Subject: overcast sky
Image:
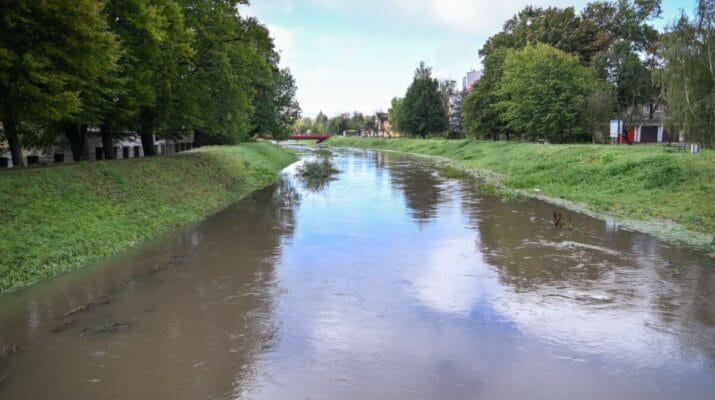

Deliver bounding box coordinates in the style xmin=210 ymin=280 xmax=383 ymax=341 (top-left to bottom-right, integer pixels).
xmin=241 ymin=0 xmax=690 ymax=118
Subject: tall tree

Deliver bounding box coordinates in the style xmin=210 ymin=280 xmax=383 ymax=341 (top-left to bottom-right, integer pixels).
xmin=461 ymin=49 xmax=511 ymax=140
xmin=388 ymin=97 xmax=405 ymax=133
xmin=0 ymin=0 xmax=116 ymax=166
xmin=314 ymin=111 xmax=328 ymax=134
xmin=662 ymin=0 xmax=715 ymax=147
xmin=399 ymin=62 xmax=448 ymax=138
xmin=496 ymin=44 xmax=604 ymax=143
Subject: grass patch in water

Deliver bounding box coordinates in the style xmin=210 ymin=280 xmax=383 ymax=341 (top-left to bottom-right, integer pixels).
xmin=296 ymin=159 xmax=339 ymax=192
xmin=296 ymin=159 xmax=339 ymax=180
xmin=0 ymin=142 xmax=296 ymax=293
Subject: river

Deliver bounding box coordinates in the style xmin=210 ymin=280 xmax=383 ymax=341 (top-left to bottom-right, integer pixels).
xmin=0 ymin=147 xmax=713 ymax=399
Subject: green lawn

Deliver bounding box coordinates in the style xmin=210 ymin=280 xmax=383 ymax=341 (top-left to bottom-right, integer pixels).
xmin=0 ymin=142 xmax=296 ymax=293
xmin=327 ymin=137 xmax=715 ymax=240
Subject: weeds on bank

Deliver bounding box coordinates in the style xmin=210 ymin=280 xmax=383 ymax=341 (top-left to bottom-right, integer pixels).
xmin=326 ymin=137 xmax=715 ymax=235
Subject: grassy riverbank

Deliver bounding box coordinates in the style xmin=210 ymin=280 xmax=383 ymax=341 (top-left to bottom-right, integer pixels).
xmin=327 ymin=137 xmax=715 ymax=244
xmin=0 ymin=142 xmax=296 ymax=293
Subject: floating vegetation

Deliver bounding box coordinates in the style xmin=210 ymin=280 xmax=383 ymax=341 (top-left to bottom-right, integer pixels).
xmin=296 ymin=159 xmax=339 ymax=192
xmin=552 ymin=211 xmax=572 ymax=230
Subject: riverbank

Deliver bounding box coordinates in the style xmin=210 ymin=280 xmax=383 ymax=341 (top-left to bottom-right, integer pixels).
xmin=0 ymin=142 xmax=296 ymax=293
xmin=326 ymin=137 xmax=715 ymax=247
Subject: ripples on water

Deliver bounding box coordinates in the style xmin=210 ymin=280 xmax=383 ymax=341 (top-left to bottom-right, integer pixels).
xmin=0 ymin=147 xmax=713 ymax=399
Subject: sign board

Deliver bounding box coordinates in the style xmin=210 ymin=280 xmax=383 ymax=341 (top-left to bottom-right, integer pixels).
xmin=609 ymin=120 xmax=620 ymax=138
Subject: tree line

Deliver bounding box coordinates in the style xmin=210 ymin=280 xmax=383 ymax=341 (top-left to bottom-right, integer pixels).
xmin=293 ymin=111 xmax=378 ymax=135
xmin=389 ymin=0 xmax=714 ymax=146
xmin=0 ymin=0 xmax=300 ymax=167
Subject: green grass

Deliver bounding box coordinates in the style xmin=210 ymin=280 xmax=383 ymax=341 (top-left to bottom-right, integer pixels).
xmin=0 ymin=142 xmax=296 ymax=293
xmin=327 ymin=137 xmax=715 ymax=237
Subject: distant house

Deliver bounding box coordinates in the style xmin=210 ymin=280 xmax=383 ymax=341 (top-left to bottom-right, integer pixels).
xmin=0 ymin=129 xmax=194 ymax=168
xmin=616 ymin=104 xmax=684 ymax=144
xmin=375 ymin=112 xmax=401 ymax=138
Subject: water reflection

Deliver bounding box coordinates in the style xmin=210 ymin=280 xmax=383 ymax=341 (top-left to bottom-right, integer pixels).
xmin=0 ymin=180 xmax=298 ymax=399
xmin=0 ymin=147 xmax=713 ymax=400
xmin=387 ymin=158 xmax=445 ymax=224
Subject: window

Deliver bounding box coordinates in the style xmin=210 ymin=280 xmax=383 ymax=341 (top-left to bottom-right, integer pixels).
xmin=133 ymin=146 xmax=140 ymax=158
xmin=96 ymin=147 xmax=104 ymax=160
xmin=54 ymin=153 xmax=64 ymax=163
xmin=123 ymin=146 xmax=130 ymax=159
xmin=27 ymin=155 xmax=39 ymax=165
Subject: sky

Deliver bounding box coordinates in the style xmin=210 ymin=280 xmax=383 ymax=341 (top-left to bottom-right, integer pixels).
xmin=240 ymin=0 xmax=692 ymax=118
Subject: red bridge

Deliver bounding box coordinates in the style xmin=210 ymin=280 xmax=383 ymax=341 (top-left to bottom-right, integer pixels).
xmin=288 ymin=134 xmax=331 ymax=143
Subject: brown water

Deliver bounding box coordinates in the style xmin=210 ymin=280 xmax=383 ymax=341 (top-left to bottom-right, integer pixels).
xmin=0 ymin=147 xmax=713 ymax=400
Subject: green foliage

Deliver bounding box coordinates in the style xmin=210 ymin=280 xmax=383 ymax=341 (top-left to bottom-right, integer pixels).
xmin=296 ymin=159 xmax=339 ymax=180
xmin=496 ymin=44 xmax=605 ymax=143
xmin=388 ymin=97 xmax=405 ymax=133
xmin=327 ymin=136 xmax=715 ymax=236
xmin=0 ymin=0 xmax=118 ymax=164
xmin=397 ymin=62 xmax=448 ymax=138
xmin=0 ymin=0 xmax=300 ymax=158
xmin=0 ymin=142 xmax=296 ymax=292
xmin=461 ymin=0 xmax=664 ymax=143
xmin=462 ymin=48 xmax=511 ymax=140
xmin=662 ymin=0 xmax=715 ymax=147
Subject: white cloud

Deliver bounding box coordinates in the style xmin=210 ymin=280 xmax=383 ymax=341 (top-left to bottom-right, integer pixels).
xmin=265 ymin=23 xmax=297 ymax=64
xmin=388 ymin=0 xmax=588 ymax=35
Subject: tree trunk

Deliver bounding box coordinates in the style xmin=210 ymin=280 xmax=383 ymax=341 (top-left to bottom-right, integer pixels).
xmin=64 ymin=123 xmax=89 ymax=161
xmin=3 ymin=118 xmax=23 ymax=167
xmin=100 ymin=123 xmax=116 ymax=160
xmin=139 ymin=109 xmax=156 ymax=157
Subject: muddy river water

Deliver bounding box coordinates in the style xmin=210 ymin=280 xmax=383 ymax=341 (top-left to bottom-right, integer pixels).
xmin=0 ymin=147 xmax=713 ymax=399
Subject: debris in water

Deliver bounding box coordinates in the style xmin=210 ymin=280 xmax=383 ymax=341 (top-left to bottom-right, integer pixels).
xmin=83 ymin=321 xmax=133 ymax=335
xmin=51 ymin=319 xmax=78 ymax=333
xmin=0 ymin=344 xmax=18 ymax=360
xmin=63 ymin=299 xmax=110 ymax=317
xmin=552 ymin=211 xmax=572 ymax=230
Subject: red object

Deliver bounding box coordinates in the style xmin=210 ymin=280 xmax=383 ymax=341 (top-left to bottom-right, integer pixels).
xmin=616 ymin=128 xmax=635 ymax=144
xmin=287 ymin=134 xmax=331 ymax=141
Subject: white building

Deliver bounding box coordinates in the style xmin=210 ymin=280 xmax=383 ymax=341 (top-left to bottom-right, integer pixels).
xmin=0 ymin=131 xmax=194 ymax=168
xmin=462 ymin=69 xmax=482 ymax=92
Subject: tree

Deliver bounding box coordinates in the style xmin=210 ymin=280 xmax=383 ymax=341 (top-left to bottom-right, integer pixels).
xmin=496 ymin=44 xmax=604 ymax=143
xmin=588 ymin=0 xmax=662 ymax=138
xmin=399 ymin=62 xmax=448 ymax=138
xmin=388 ymin=97 xmax=405 ymax=133
xmin=292 ymin=117 xmax=313 ymax=133
xmin=662 ymin=0 xmax=715 ymax=147
xmin=327 ymin=113 xmax=350 ymax=135
xmin=251 ymin=66 xmax=301 ymax=140
xmin=462 ymin=49 xmax=511 ymax=140
xmin=314 ymin=111 xmax=328 ymax=134
xmin=0 ymin=0 xmax=117 ymax=166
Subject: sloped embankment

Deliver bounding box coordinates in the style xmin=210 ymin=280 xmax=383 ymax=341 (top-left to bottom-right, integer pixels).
xmin=0 ymin=142 xmax=296 ymax=292
xmin=327 ymin=137 xmax=715 ymax=246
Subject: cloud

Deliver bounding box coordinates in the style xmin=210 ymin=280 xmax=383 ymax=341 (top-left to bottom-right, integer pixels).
xmin=388 ymin=0 xmax=588 ymax=35
xmin=265 ymin=23 xmax=297 ymax=64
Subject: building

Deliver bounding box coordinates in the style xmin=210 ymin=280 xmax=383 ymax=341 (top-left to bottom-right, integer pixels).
xmin=0 ymin=130 xmax=194 ymax=168
xmin=375 ymin=112 xmax=401 ymax=138
xmin=616 ymin=104 xmax=684 ymax=144
xmin=447 ymin=93 xmax=463 ymax=132
xmin=462 ymin=69 xmax=482 ymax=92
